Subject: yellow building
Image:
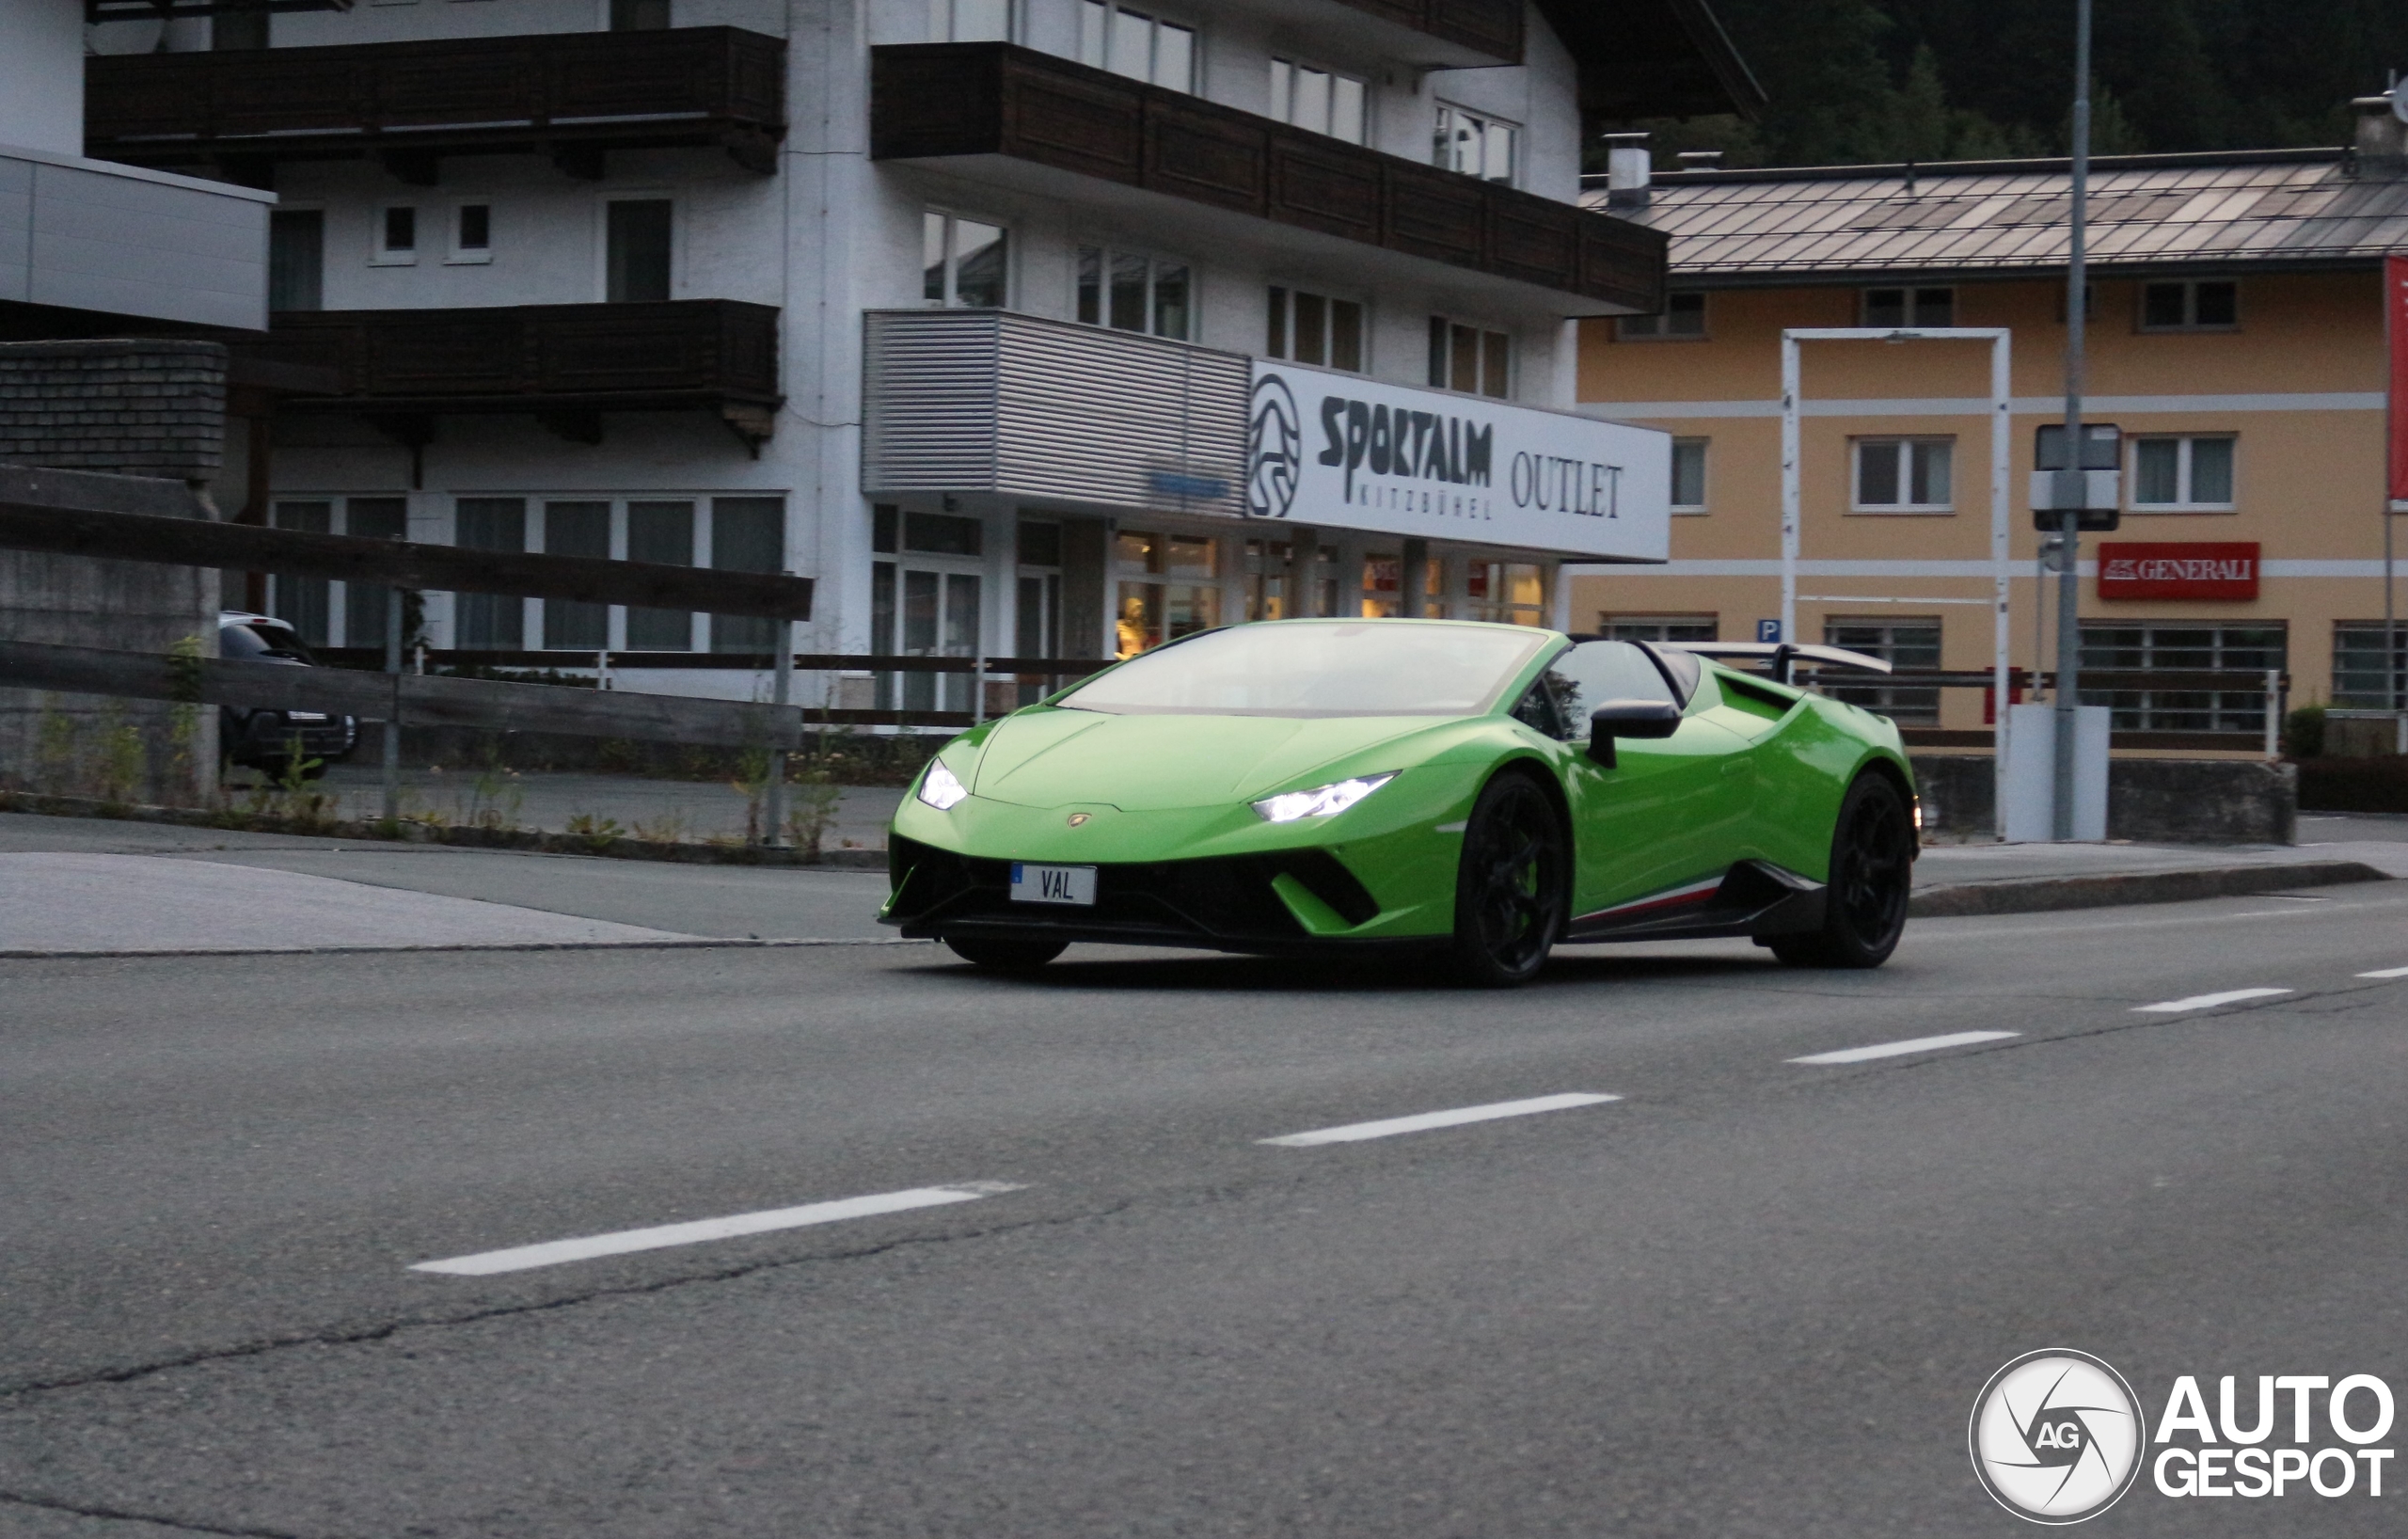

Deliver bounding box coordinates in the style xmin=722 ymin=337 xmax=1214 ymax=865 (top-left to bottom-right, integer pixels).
xmin=1571 ymin=99 xmax=2408 ymax=754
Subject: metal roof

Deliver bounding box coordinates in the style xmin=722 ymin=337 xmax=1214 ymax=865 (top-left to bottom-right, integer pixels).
xmin=1581 ymin=150 xmax=2408 ymax=286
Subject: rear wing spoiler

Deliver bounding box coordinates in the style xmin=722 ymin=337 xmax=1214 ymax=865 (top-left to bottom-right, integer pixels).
xmin=1659 ymin=642 xmax=1892 ymax=685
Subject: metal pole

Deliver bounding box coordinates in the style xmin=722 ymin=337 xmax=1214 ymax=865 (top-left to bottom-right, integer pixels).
xmin=1990 ymin=334 xmax=2013 ymax=842
xmin=764 ymin=618 xmax=792 ymax=848
xmin=1780 ymin=334 xmax=1801 ymax=644
xmin=381 ymin=585 xmax=402 ymax=822
xmin=2052 ymin=0 xmax=2093 ymax=839
xmin=2264 ymin=668 xmax=2281 ymax=761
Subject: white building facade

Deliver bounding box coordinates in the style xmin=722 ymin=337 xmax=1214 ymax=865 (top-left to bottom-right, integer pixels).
xmin=83 ymin=0 xmax=1754 ymax=717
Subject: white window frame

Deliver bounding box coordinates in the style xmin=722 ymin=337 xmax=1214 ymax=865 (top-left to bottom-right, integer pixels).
xmin=928 ymin=0 xmax=1011 ymax=42
xmin=1427 ymin=315 xmax=1512 ymax=400
xmin=1671 ymin=437 xmax=1708 ymax=513
xmin=1266 ymin=283 xmax=1367 ymax=373
xmin=371 ymin=204 xmax=419 ymax=266
xmin=445 ymin=200 xmax=492 ymax=265
xmin=923 ymin=210 xmax=1012 ymax=309
xmin=600 ymin=192 xmax=677 ymax=303
xmin=1078 ymin=2 xmax=1197 ymax=92
xmin=1268 ymin=56 xmax=1368 ymax=144
xmin=1616 ymin=292 xmax=1705 ymax=341
xmin=2127 ymin=434 xmax=2238 ymax=512
xmin=2138 ymin=278 xmax=2240 ymax=333
xmin=1850 ymin=436 xmax=1956 ymax=514
xmin=1075 ymin=244 xmax=1194 ymax=340
xmin=1433 ymin=103 xmax=1516 ymax=185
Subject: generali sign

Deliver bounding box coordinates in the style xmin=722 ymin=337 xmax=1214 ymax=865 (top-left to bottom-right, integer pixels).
xmin=1244 ymin=360 xmax=1671 ymax=562
xmin=2097 ymin=541 xmax=2260 ymax=601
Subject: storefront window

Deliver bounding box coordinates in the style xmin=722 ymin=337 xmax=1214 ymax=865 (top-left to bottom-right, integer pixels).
xmin=1243 ymin=539 xmax=1337 ymax=621
xmin=2079 ymin=622 xmax=2284 ymax=734
xmin=1115 ymin=529 xmax=1222 ymax=656
xmin=1465 ymin=562 xmax=1544 ymax=626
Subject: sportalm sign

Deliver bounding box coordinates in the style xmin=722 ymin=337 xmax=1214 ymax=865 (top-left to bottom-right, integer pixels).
xmin=1244 ymin=362 xmax=1671 ymax=562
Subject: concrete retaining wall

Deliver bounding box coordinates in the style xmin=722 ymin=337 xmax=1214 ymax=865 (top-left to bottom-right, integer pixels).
xmin=0 ymin=341 xmax=229 ymax=804
xmin=1912 ymin=755 xmax=2297 ymax=845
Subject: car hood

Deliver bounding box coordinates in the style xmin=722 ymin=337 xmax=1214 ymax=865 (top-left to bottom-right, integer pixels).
xmin=968 ymin=709 xmax=1443 ymax=811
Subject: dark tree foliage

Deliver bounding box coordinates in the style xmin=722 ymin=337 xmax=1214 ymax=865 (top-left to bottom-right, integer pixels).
xmin=1605 ymin=0 xmax=2408 ymax=169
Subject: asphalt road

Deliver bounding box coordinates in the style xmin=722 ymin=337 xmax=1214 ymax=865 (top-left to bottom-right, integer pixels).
xmin=6 ymin=885 xmax=2408 ymax=1536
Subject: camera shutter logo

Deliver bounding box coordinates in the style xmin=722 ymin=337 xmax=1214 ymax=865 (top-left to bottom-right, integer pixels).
xmin=1246 ymin=373 xmax=1301 ymax=520
xmin=1969 ymin=1350 xmax=2145 ymax=1523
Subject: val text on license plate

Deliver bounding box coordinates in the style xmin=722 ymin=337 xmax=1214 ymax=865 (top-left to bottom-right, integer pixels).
xmin=1010 ymin=863 xmax=1097 ymax=906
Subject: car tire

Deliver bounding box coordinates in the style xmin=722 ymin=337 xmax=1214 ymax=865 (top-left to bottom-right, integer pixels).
xmin=1770 ymin=772 xmax=1914 ymax=969
xmin=945 ymin=935 xmax=1069 ymax=972
xmin=1449 ymin=770 xmax=1569 ymax=989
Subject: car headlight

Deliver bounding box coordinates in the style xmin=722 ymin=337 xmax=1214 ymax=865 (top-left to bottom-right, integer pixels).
xmin=1251 ymin=772 xmax=1394 ymax=824
xmin=917 ymin=760 xmax=970 ymax=811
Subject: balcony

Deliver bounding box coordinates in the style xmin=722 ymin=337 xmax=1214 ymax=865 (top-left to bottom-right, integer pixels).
xmin=251 ymin=299 xmax=781 ymax=447
xmin=869 ymin=43 xmax=1666 ymax=314
xmin=87 ymin=26 xmax=785 ymax=186
xmin=1326 ymin=0 xmax=1522 ymax=65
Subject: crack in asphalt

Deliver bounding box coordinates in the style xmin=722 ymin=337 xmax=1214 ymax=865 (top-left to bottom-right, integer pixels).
xmin=0 ymin=1489 xmax=318 ymax=1539
xmin=0 ymin=1194 xmax=1148 ymax=1405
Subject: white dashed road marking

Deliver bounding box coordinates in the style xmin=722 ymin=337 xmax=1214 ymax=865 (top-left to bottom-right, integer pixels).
xmin=1259 ymin=1093 xmax=1619 ymax=1147
xmin=2132 ymin=988 xmax=2293 ymax=1013
xmin=1787 ymin=1031 xmax=2019 ymax=1066
xmin=411 ymin=1182 xmax=1028 ymax=1276
xmin=2357 ymin=965 xmax=2408 ymax=979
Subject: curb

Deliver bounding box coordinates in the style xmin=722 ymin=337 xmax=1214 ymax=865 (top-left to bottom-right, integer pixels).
xmin=0 ymin=792 xmax=889 ymax=869
xmin=1908 ymin=860 xmax=2393 ymax=919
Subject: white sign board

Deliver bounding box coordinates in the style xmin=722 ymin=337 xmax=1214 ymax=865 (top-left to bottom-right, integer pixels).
xmin=1243 ymin=361 xmax=1670 ymax=562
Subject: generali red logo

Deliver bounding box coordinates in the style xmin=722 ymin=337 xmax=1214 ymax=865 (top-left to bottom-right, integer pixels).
xmin=2097 ymin=542 xmax=2260 ymax=601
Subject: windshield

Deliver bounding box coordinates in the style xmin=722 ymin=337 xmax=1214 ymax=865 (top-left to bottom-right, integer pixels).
xmin=1056 ymin=621 xmax=1557 ymax=718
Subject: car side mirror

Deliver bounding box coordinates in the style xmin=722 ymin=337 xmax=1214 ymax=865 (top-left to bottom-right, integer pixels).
xmin=1587 ymin=699 xmax=1683 ymax=767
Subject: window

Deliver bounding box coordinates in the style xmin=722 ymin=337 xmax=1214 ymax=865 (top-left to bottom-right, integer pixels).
xmin=270 ymin=501 xmax=332 ymax=645
xmin=1434 ymin=103 xmax=1515 ymax=183
xmin=2141 ymin=279 xmax=2238 ymax=332
xmin=1079 ymin=2 xmax=1195 ymax=92
xmin=1269 ymin=59 xmax=1365 ymax=144
xmin=606 ymin=199 xmax=672 ymax=302
xmin=2081 ymin=623 xmax=2284 ymax=734
xmin=1266 ymin=286 xmax=1363 ymax=372
xmin=540 ymin=501 xmax=611 ymax=650
xmin=267 ymin=499 xmax=409 ymax=646
xmin=340 ymin=499 xmax=407 ymax=649
xmin=1617 ymin=293 xmax=1704 ymax=341
xmin=924 ymin=213 xmax=1008 ymax=308
xmin=268 ymin=210 xmax=323 ymax=312
xmin=372 ymin=206 xmax=418 ymax=266
xmin=2130 ymin=436 xmax=2236 ymax=510
xmin=1427 ymin=318 xmax=1509 ymax=399
xmin=1598 ymin=615 xmax=1718 ymax=644
xmin=447 ymin=203 xmax=491 ymax=264
xmin=709 ymin=498 xmax=788 ymax=653
xmin=1243 ymin=538 xmax=1336 ymax=621
xmin=1114 ymin=529 xmax=1220 ymax=656
xmin=1823 ymin=619 xmax=1941 ymax=725
xmin=1465 ymin=562 xmax=1544 ymax=626
xmin=869 ymin=506 xmax=987 ymax=712
xmin=1863 ymin=287 xmax=1954 ymax=328
xmin=1077 ymin=246 xmax=1191 ymax=340
xmin=2333 ymin=623 xmax=2408 ymax=709
xmin=1671 ymin=438 xmax=1707 ymax=512
xmin=625 ymin=500 xmax=695 ymax=650
xmin=1852 ymin=437 xmax=1954 ymax=512
xmin=1526 ymin=641 xmax=1682 ymax=740
xmin=610 ymin=0 xmax=672 ymax=30
xmin=929 ymin=0 xmax=1009 ymax=40
xmin=1017 ymin=518 xmax=1063 ymax=704
xmin=453 ymin=499 xmax=527 ymax=648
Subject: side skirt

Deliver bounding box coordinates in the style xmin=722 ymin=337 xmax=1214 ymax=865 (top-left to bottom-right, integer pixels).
xmin=1562 ymin=860 xmax=1827 ymax=944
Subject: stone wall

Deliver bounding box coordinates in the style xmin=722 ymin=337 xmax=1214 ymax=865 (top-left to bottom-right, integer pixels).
xmin=0 ymin=341 xmax=228 ymax=804
xmin=1911 ymin=755 xmax=2297 ymax=846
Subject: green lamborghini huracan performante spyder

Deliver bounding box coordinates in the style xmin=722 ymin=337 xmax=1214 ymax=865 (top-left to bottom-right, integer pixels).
xmin=881 ymin=620 xmax=1919 ymax=986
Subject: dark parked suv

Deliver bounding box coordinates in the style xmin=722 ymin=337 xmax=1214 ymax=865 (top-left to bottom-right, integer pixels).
xmin=218 ymin=611 xmax=357 ymax=779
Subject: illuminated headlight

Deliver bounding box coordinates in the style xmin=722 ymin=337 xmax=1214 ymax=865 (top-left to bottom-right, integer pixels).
xmin=1251 ymin=772 xmax=1395 ymax=824
xmin=917 ymin=761 xmax=970 ymax=811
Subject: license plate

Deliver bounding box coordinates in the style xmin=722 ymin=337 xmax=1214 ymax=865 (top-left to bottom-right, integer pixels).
xmin=1010 ymin=863 xmax=1096 ymax=906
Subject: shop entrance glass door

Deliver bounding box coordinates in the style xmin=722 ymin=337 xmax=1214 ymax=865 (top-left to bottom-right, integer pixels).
xmin=896 ymin=568 xmax=982 ymax=712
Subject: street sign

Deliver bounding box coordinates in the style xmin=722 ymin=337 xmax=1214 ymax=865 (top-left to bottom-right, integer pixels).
xmin=1756 ymin=619 xmax=1783 ymax=643
xmin=2097 ymin=541 xmax=2259 ymax=600
xmin=2031 ymin=422 xmax=2121 ymax=531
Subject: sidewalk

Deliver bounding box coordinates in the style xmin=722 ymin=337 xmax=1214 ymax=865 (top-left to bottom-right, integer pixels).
xmin=310 ymin=764 xmax=902 ymax=852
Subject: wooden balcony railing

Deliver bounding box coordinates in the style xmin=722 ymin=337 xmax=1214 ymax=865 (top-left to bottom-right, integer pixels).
xmin=869 ymin=43 xmax=1666 ymax=313
xmin=249 ymin=300 xmax=781 ymax=446
xmin=87 ymin=25 xmax=785 ymax=182
xmin=1331 ymin=0 xmax=1522 ymax=62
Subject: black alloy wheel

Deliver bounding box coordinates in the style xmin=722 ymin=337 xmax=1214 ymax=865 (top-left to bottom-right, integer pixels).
xmin=1450 ymin=771 xmax=1569 ymax=988
xmin=1771 ymin=772 xmax=1914 ymax=969
xmin=945 ymin=935 xmax=1069 ymax=973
